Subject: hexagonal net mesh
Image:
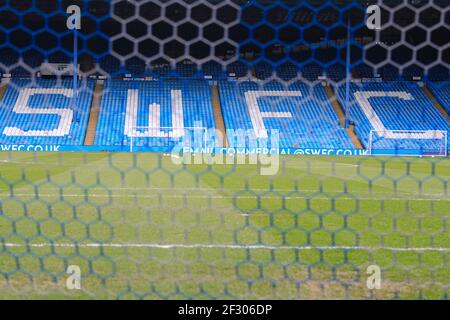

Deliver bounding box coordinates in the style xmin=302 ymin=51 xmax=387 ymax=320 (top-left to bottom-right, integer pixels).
xmin=0 ymin=153 xmax=449 ymax=299
xmin=0 ymin=0 xmax=448 ymax=300
xmin=0 ymin=0 xmax=448 ymax=80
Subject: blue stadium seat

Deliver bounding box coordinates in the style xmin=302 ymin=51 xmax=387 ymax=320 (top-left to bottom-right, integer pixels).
xmin=428 ymin=82 xmax=450 ymax=114
xmin=3 ymin=77 xmax=446 ymax=152
xmin=95 ymin=79 xmax=216 ymax=149
xmin=336 ymin=82 xmax=450 ymax=151
xmin=218 ymin=81 xmax=354 ymax=149
xmin=0 ymin=78 xmax=94 ymax=146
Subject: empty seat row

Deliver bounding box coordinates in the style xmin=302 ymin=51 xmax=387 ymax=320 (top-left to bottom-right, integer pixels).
xmin=218 ymin=80 xmax=354 ymax=149
xmin=0 ymin=79 xmax=94 ymax=145
xmin=428 ymin=82 xmax=450 ymax=114
xmin=336 ymin=82 xmax=450 ymax=151
xmin=95 ymin=79 xmax=216 ymax=149
xmin=0 ymin=79 xmax=448 ymax=152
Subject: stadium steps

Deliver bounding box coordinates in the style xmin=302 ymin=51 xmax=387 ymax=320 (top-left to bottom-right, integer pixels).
xmin=211 ymin=83 xmax=229 ymax=147
xmin=84 ymin=80 xmax=103 ymax=145
xmin=421 ymin=84 xmax=450 ymax=124
xmin=345 ymin=125 xmax=364 ymax=149
xmin=324 ymin=85 xmax=364 ymax=149
xmin=325 ymin=85 xmax=346 ymax=126
xmin=0 ymin=79 xmax=8 ymax=104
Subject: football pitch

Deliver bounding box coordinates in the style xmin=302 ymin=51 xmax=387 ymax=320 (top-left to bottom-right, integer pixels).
xmin=0 ymin=152 xmax=448 ymax=299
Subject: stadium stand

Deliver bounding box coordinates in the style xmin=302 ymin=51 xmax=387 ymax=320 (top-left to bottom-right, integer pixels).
xmin=0 ymin=78 xmax=448 ymax=152
xmin=0 ymin=79 xmax=94 ymax=146
xmin=336 ymin=82 xmax=450 ymax=150
xmin=94 ymin=79 xmax=216 ymax=148
xmin=218 ymin=81 xmax=354 ymax=149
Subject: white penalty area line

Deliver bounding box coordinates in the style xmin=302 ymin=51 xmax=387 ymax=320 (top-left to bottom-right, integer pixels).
xmin=2 ymin=243 xmax=450 ymax=252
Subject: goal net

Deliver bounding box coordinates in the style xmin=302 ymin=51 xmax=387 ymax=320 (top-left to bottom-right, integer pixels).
xmin=129 ymin=126 xmax=209 ymax=153
xmin=368 ymin=130 xmax=448 ymax=156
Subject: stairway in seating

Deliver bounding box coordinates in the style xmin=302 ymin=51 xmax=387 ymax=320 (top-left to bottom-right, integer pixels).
xmin=211 ymin=83 xmax=228 ymax=147
xmin=0 ymin=79 xmax=8 ymax=105
xmin=324 ymin=85 xmax=364 ymax=149
xmin=84 ymin=80 xmax=103 ymax=145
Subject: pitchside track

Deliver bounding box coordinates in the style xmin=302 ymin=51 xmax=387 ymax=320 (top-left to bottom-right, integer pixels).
xmin=0 ymin=152 xmax=448 ymax=299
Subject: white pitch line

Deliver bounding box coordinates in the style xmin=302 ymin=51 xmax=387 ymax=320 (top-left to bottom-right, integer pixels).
xmin=3 ymin=192 xmax=447 ymax=202
xmin=3 ymin=185 xmax=446 ymax=197
xmin=64 ymin=186 xmax=444 ymax=195
xmin=0 ymin=159 xmax=361 ymax=168
xmin=2 ymin=242 xmax=450 ymax=252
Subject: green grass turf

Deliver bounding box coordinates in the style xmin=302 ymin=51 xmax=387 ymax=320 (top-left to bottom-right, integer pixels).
xmin=0 ymin=152 xmax=448 ymax=299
